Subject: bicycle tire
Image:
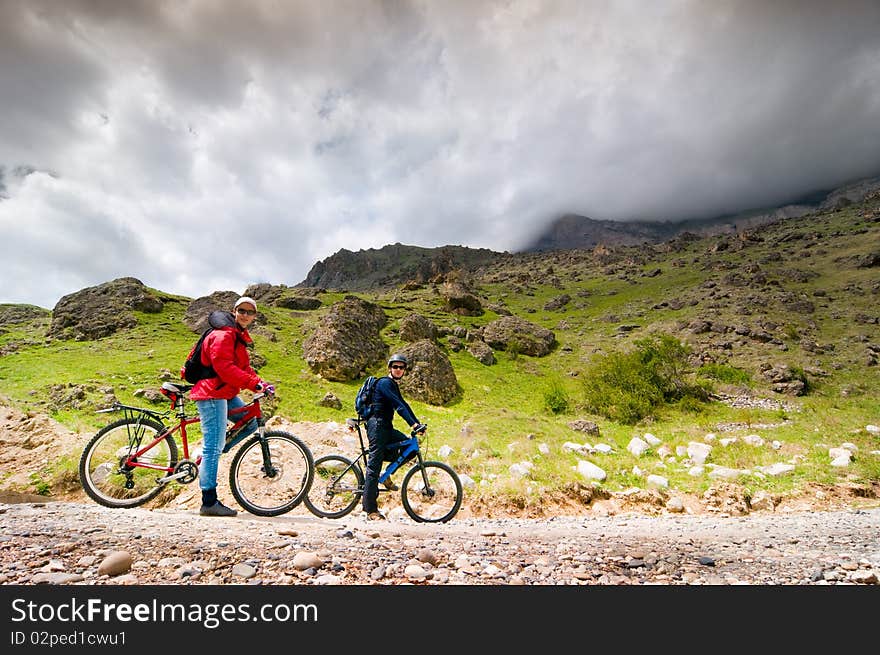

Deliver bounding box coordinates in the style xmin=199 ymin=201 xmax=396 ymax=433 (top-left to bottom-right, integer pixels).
xmin=79 ymin=417 xmax=178 ymax=508
xmin=228 ymin=430 xmax=314 ymax=517
xmin=401 ymin=461 xmax=463 ymax=523
xmin=303 ymin=454 xmax=363 ymax=519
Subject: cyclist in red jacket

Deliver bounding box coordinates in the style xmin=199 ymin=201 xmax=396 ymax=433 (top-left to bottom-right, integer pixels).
xmin=187 ymin=296 xmax=272 ymax=517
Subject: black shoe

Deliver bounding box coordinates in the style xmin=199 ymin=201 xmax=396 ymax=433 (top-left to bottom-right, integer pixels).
xmin=200 ymin=501 xmax=238 ymax=517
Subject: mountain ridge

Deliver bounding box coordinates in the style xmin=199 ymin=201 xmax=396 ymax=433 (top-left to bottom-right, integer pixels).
xmin=298 ymin=174 xmax=880 ymax=291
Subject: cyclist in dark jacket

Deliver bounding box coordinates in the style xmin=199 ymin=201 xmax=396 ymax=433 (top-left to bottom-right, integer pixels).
xmin=362 ymin=353 xmax=423 ymax=520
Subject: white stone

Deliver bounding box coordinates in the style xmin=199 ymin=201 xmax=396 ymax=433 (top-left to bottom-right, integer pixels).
xmin=687 ymin=441 xmax=712 ymax=465
xmin=719 ymin=437 xmax=738 ymax=447
xmin=509 ymin=462 xmax=533 ymax=478
xmin=865 ymin=425 xmax=880 ymax=434
xmin=576 ymin=460 xmax=607 ymax=481
xmin=437 ymin=445 xmax=453 ymax=458
xmin=761 ymin=463 xmax=795 ymax=476
xmin=646 ymin=474 xmax=669 ymax=489
xmin=688 ymin=466 xmax=704 ymax=476
xmin=563 ymin=441 xmax=586 ymax=453
xmin=841 ymin=442 xmax=858 ymax=453
xmin=708 ymin=466 xmax=744 ymax=479
xmin=538 ymin=443 xmax=550 ymax=455
xmin=743 ymin=434 xmax=765 ymax=447
xmin=627 ymin=437 xmax=650 ymax=456
xmin=594 ymin=443 xmax=613 ymax=454
xmin=458 ymin=473 xmax=476 ymax=489
xmin=643 ymin=433 xmax=662 ymax=446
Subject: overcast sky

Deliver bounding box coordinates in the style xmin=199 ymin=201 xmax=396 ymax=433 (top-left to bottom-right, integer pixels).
xmin=2 ymin=0 xmax=880 ymax=309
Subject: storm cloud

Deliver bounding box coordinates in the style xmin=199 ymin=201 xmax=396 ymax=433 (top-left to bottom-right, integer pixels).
xmin=2 ymin=0 xmax=879 ymax=308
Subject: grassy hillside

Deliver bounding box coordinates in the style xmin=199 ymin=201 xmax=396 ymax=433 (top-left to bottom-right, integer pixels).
xmin=1 ymin=195 xmax=879 ymax=512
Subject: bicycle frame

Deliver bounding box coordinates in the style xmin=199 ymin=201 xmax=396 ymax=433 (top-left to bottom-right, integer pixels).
xmin=347 ymin=419 xmax=422 ymax=491
xmin=97 ymin=388 xmax=267 ymax=484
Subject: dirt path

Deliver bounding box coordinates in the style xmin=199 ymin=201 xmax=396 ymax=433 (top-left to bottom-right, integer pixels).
xmin=2 ymin=498 xmax=878 ymax=586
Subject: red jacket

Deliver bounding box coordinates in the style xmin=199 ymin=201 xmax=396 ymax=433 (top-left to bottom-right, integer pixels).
xmin=188 ymin=325 xmax=262 ymax=400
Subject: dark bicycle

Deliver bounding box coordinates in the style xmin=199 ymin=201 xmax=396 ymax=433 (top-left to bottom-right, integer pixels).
xmin=79 ymin=381 xmax=314 ymax=517
xmin=304 ymin=418 xmax=463 ymax=523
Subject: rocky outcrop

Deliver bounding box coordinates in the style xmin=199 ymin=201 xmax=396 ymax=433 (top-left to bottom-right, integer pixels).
xmin=183 ymin=291 xmax=241 ymax=333
xmin=244 ymin=283 xmax=323 ymax=310
xmin=298 ymin=243 xmax=504 ymax=291
xmin=397 ymin=340 xmax=460 ymax=405
xmin=482 ymin=316 xmax=556 ymax=357
xmin=398 ymin=313 xmax=439 ymax=342
xmin=441 ymin=282 xmax=483 ymax=316
xmin=48 ymin=278 xmax=164 ymax=341
xmin=302 ymin=296 xmax=388 ymax=381
xmin=0 ymin=304 xmax=49 ymax=325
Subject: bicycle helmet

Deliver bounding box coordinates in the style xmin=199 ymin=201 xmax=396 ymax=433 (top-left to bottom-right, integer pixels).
xmin=387 ymin=353 xmax=409 ymax=368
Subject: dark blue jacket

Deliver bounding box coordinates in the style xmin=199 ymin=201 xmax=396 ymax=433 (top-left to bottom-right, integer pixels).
xmin=371 ymin=375 xmax=419 ymax=427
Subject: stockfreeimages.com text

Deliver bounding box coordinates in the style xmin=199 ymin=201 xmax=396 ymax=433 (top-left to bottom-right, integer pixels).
xmin=10 ymin=597 xmax=317 ymax=630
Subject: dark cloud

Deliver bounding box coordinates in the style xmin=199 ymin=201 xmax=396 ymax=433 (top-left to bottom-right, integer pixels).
xmin=1 ymin=0 xmax=879 ymax=307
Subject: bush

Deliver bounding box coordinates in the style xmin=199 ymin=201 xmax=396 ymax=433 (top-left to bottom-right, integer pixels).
xmin=697 ymin=362 xmax=751 ymax=385
xmin=543 ymin=378 xmax=571 ymax=415
xmin=581 ymin=333 xmax=708 ymax=424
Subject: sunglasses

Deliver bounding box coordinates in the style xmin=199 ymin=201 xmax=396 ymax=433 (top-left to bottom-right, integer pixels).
xmin=390 ymin=364 xmax=407 ymax=370
xmin=236 ymin=308 xmax=257 ymax=316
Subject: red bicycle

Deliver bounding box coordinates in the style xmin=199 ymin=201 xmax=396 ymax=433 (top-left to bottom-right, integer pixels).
xmin=78 ymin=381 xmax=314 ymax=517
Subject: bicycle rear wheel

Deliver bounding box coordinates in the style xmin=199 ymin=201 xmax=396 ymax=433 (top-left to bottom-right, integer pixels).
xmin=79 ymin=417 xmax=178 ymax=508
xmin=303 ymin=454 xmax=363 ymax=519
xmin=401 ymin=461 xmax=463 ymax=523
xmin=228 ymin=430 xmax=314 ymax=517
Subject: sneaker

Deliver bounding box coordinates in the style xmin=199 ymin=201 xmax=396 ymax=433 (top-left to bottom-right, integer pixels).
xmin=382 ymin=477 xmax=399 ymax=491
xmin=366 ymin=511 xmax=386 ymax=521
xmin=199 ymin=501 xmax=238 ymax=517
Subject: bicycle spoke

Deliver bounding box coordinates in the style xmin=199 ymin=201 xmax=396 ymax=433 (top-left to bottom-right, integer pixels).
xmin=229 ymin=431 xmax=314 ymax=517
xmin=304 ymin=455 xmax=362 ymax=519
xmin=79 ymin=418 xmax=177 ymax=508
xmin=401 ymin=461 xmax=462 ymax=523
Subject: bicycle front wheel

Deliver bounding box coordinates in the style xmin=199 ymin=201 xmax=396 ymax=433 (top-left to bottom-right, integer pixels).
xmin=401 ymin=461 xmax=463 ymax=523
xmin=228 ymin=430 xmax=314 ymax=517
xmin=79 ymin=417 xmax=178 ymax=508
xmin=303 ymin=454 xmax=363 ymax=519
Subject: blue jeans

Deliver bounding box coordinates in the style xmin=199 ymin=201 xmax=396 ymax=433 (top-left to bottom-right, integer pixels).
xmin=196 ymin=396 xmax=257 ymax=492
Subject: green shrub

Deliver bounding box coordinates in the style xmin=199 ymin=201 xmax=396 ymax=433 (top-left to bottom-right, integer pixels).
xmin=543 ymin=378 xmax=571 ymax=415
xmin=582 ymin=333 xmax=708 ymax=424
xmin=697 ymin=362 xmax=752 ymax=385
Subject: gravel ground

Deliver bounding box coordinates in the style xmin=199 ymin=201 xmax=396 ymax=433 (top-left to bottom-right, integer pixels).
xmin=2 ymin=500 xmax=879 ymax=586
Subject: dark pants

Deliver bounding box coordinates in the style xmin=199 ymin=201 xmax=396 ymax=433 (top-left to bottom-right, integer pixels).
xmin=362 ymin=417 xmax=407 ymax=513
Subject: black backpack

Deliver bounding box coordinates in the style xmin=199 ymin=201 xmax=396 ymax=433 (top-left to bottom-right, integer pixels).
xmin=182 ymin=310 xmax=235 ymax=384
xmin=354 ymin=375 xmax=378 ymax=418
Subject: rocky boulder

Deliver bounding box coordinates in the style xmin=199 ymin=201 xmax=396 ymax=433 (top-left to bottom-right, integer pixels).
xmin=466 ymin=340 xmax=495 ymax=365
xmin=398 ymin=313 xmax=439 ymax=342
xmin=302 ymin=296 xmax=388 ymax=381
xmin=244 ymin=283 xmax=323 ymax=311
xmin=482 ymin=315 xmax=556 ymax=357
xmin=183 ymin=291 xmax=241 ymax=333
xmin=397 ymin=340 xmax=460 ymax=405
xmin=48 ymin=277 xmax=164 ymax=341
xmin=441 ymin=282 xmax=483 ymax=316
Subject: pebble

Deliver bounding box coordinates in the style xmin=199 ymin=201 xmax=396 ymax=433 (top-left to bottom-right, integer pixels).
xmin=0 ymin=502 xmax=878 ymax=585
